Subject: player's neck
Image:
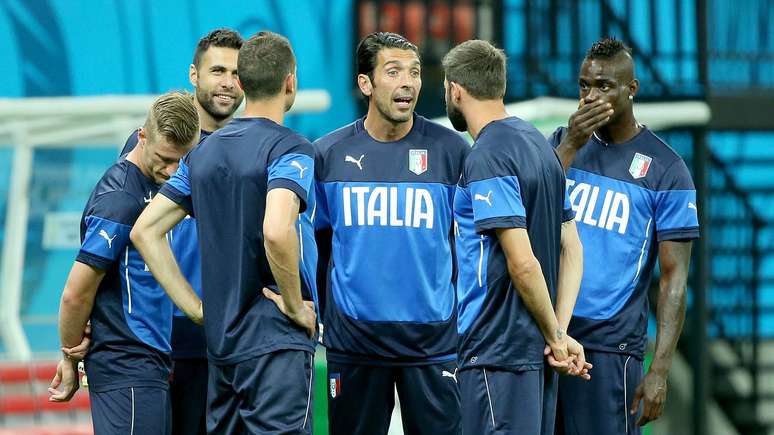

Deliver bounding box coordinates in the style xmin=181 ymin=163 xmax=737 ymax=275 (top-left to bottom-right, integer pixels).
xmin=125 ymin=146 xmax=152 ymax=181
xmin=363 ymin=108 xmax=413 ymax=142
xmin=465 ymin=100 xmax=509 ymax=140
xmin=195 ymin=100 xmax=230 ymax=132
xmin=242 ymin=97 xmax=286 ymax=125
xmin=596 ymin=111 xmax=641 ymax=144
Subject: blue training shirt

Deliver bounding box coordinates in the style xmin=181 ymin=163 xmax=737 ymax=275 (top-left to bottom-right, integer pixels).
xmin=548 ymin=126 xmax=699 ymax=358
xmin=314 ymin=114 xmax=470 ymax=364
xmin=159 ymin=117 xmax=317 ymax=365
xmin=455 ymin=117 xmax=574 ymax=372
xmin=120 ymin=129 xmax=211 ymax=359
xmin=77 ymin=159 xmax=173 ymax=392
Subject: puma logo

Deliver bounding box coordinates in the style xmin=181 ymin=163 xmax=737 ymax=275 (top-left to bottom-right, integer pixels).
xmin=98 ymin=229 xmax=117 ymax=249
xmin=474 ymin=190 xmax=493 ymax=207
xmin=290 ymin=160 xmax=308 ymax=178
xmin=345 ymin=154 xmax=365 ymax=171
xmin=442 ymin=368 xmax=458 ymax=383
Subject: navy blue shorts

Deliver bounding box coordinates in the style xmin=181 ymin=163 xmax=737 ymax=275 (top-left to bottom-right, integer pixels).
xmin=326 ymin=359 xmax=461 ymax=435
xmin=459 ymin=366 xmax=555 ymax=435
xmin=90 ymin=387 xmax=171 ymax=435
xmin=207 ymin=349 xmax=314 ymax=435
xmin=170 ymin=358 xmax=207 ymax=435
xmin=556 ymin=350 xmax=643 ymax=435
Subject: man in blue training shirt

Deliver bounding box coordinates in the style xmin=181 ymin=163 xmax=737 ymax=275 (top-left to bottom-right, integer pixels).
xmin=48 ymin=92 xmax=200 ymax=435
xmin=131 ymin=31 xmax=317 ymax=435
xmin=442 ymin=40 xmax=589 ymax=435
xmin=117 ymin=28 xmax=243 ymax=435
xmin=551 ymin=37 xmax=699 ymax=435
xmin=315 ymin=32 xmax=469 ymax=435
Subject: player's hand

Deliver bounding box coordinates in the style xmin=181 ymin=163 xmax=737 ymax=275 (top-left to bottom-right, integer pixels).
xmin=262 ymin=288 xmax=317 ymax=338
xmin=191 ymin=300 xmax=204 ymax=326
xmin=630 ymin=370 xmax=668 ymax=426
xmin=563 ymin=99 xmax=614 ymax=149
xmin=48 ymin=357 xmax=80 ymax=402
xmin=62 ymin=324 xmax=91 ymax=361
xmin=565 ymin=336 xmax=592 ymax=380
xmin=546 ymin=329 xmax=572 ymax=369
xmin=544 ymin=345 xmax=573 ymax=375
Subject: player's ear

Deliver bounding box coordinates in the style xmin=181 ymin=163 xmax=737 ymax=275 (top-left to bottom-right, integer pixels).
xmin=628 ymin=79 xmax=639 ymax=100
xmin=357 ymin=74 xmax=373 ymax=97
xmin=189 ymin=64 xmax=198 ymax=88
xmin=285 ymin=71 xmax=296 ymax=96
xmin=450 ymin=81 xmax=463 ymax=103
xmin=137 ymin=127 xmax=147 ymax=149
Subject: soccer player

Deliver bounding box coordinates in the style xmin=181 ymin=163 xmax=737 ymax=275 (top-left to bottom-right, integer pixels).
xmin=48 ymin=92 xmax=200 ymax=435
xmin=131 ymin=31 xmax=318 ymax=434
xmin=314 ymin=32 xmax=469 ymax=435
xmin=551 ymin=37 xmax=699 ymax=434
xmin=442 ymin=40 xmax=588 ymax=435
xmin=116 ymin=28 xmax=243 ymax=435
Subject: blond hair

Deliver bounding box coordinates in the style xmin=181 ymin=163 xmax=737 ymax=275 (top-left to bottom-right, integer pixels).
xmin=144 ymin=91 xmax=199 ymax=146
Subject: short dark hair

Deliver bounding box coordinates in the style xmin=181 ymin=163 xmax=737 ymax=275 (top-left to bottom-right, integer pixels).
xmin=356 ymin=32 xmax=420 ymax=78
xmin=192 ymin=28 xmax=243 ymax=68
xmin=442 ymin=40 xmax=506 ymax=100
xmin=144 ymin=91 xmax=199 ymax=147
xmin=237 ymin=31 xmax=296 ymax=100
xmin=585 ymin=37 xmax=632 ymax=60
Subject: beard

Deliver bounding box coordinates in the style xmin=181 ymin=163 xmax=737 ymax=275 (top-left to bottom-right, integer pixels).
xmin=446 ymin=99 xmax=467 ymax=132
xmin=196 ymin=87 xmax=241 ymax=122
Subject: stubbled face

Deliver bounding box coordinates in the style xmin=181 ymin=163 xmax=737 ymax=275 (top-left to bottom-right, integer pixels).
xmin=578 ymin=57 xmax=633 ymax=124
xmin=367 ymin=48 xmax=421 ymax=124
xmin=193 ymin=47 xmax=243 ymax=122
xmin=444 ymin=79 xmax=467 ymax=132
xmin=139 ymin=129 xmax=197 ymax=184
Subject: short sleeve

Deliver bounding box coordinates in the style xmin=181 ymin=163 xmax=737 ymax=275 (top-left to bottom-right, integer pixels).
xmin=465 ymin=150 xmax=527 ymax=234
xmin=159 ymin=157 xmax=194 ymax=215
xmin=267 ymin=136 xmax=315 ymax=213
xmin=654 ymin=158 xmax=700 ymax=241
xmin=562 ymin=177 xmax=575 ymax=222
xmin=547 ymin=127 xmax=565 ymax=148
xmin=76 ymin=191 xmax=140 ymax=270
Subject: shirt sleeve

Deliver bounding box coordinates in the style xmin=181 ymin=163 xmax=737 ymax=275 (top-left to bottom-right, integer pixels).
xmin=267 ymin=136 xmax=315 ymax=213
xmin=562 ymin=175 xmax=575 ymax=222
xmin=465 ymin=150 xmax=527 ymax=234
xmin=547 ymin=127 xmax=565 ymax=148
xmin=159 ymin=156 xmax=194 ymax=216
xmin=76 ymin=191 xmax=140 ymax=270
xmin=654 ymin=158 xmax=700 ymax=241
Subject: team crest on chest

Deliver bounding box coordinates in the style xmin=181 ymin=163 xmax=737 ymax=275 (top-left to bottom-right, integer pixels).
xmin=628 ymin=152 xmax=652 ymax=179
xmin=408 ymin=149 xmax=428 ymax=175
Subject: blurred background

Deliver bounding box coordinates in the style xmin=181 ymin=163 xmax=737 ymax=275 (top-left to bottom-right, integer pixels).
xmin=0 ymin=0 xmax=772 ymax=434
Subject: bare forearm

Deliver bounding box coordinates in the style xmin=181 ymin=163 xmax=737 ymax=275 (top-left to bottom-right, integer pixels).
xmin=509 ymin=258 xmax=562 ymax=345
xmin=555 ymin=240 xmax=583 ymax=330
xmin=59 ymin=288 xmax=94 ymax=348
xmin=132 ymin=232 xmax=201 ymax=322
xmin=58 ymin=262 xmax=103 ymax=348
xmin=556 ymin=141 xmax=579 ymax=171
xmin=651 ymin=277 xmax=686 ymax=374
xmin=265 ymin=224 xmax=304 ymax=314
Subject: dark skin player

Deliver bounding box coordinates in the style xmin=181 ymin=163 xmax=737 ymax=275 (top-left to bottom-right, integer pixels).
xmin=556 ymin=50 xmax=693 ymax=427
